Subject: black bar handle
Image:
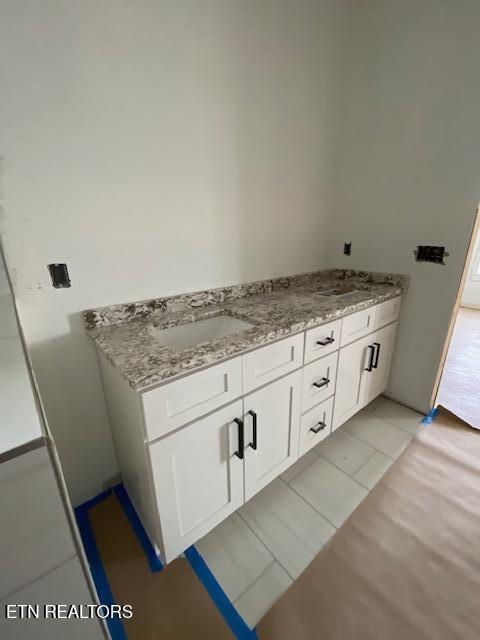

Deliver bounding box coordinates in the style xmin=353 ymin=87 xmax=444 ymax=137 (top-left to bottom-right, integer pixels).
xmin=310 ymin=421 xmax=327 ymax=434
xmin=313 ymin=377 xmax=330 ymax=389
xmin=372 ymin=342 xmax=381 ymax=369
xmin=248 ymin=410 xmax=257 ymax=450
xmin=234 ymin=418 xmax=244 ymax=459
xmin=365 ymin=345 xmax=375 ymax=372
xmin=316 ymin=336 xmax=335 ymax=346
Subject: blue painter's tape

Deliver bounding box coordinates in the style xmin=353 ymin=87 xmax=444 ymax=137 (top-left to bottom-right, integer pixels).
xmin=75 ymin=497 xmax=128 ymax=640
xmin=421 ymin=406 xmax=438 ymax=426
xmin=113 ymin=484 xmax=163 ymax=572
xmin=78 ymin=487 xmax=113 ymax=511
xmin=77 ymin=484 xmax=255 ymax=638
xmin=185 ymin=545 xmax=257 ymax=640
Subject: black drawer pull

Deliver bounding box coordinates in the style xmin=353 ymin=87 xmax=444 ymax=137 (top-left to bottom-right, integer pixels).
xmin=310 ymin=421 xmax=327 ymax=434
xmin=248 ymin=410 xmax=257 ymax=450
xmin=316 ymin=336 xmax=335 ymax=346
xmin=313 ymin=377 xmax=330 ymax=389
xmin=372 ymin=342 xmax=381 ymax=369
xmin=234 ymin=418 xmax=244 ymax=459
xmin=365 ymin=345 xmax=375 ymax=372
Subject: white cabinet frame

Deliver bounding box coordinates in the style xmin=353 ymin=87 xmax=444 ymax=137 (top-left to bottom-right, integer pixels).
xmin=98 ymin=296 xmax=402 ymax=564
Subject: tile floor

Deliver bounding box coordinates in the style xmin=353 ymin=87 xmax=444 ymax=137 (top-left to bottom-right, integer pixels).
xmin=195 ymin=395 xmax=423 ymax=629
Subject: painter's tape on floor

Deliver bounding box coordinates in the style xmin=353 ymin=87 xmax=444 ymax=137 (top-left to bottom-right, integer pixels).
xmin=421 ymin=406 xmax=438 ymax=426
xmin=75 ymin=490 xmax=128 ymax=640
xmin=185 ymin=545 xmax=257 ymax=640
xmin=76 ymin=485 xmax=240 ymax=639
xmin=112 ymin=484 xmax=163 ymax=573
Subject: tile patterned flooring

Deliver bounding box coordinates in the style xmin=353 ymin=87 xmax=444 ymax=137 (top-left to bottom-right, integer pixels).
xmin=196 ymin=395 xmax=423 ymax=629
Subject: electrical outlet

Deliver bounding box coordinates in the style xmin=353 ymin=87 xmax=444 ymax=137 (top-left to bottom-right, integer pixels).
xmin=48 ymin=263 xmax=71 ymax=288
xmin=414 ymin=246 xmax=449 ymax=264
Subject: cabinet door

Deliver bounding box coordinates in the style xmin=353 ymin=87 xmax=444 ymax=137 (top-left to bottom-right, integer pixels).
xmin=244 ymin=370 xmax=302 ymax=501
xmin=149 ymin=400 xmax=244 ymax=562
xmin=364 ymin=322 xmax=398 ymax=403
xmin=332 ymin=334 xmax=372 ymax=431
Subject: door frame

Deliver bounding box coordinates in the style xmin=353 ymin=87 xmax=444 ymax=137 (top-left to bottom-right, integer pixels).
xmin=430 ymin=205 xmax=480 ymax=408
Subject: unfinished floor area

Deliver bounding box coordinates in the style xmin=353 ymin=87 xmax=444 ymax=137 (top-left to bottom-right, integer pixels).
xmin=437 ymin=307 xmax=480 ymax=429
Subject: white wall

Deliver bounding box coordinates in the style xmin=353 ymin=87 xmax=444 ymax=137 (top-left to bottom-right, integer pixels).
xmin=328 ymin=0 xmax=480 ymax=413
xmin=461 ymin=230 xmax=480 ymax=309
xmin=0 ymin=0 xmax=349 ymax=504
xmin=0 ymin=253 xmax=44 ymax=453
xmin=0 ymin=261 xmax=9 ymax=296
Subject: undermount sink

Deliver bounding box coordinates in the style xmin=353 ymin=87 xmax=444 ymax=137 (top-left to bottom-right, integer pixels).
xmin=316 ymin=286 xmax=361 ymax=298
xmin=150 ymin=315 xmax=253 ymax=351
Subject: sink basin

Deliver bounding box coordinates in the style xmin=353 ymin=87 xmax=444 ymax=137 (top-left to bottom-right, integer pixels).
xmin=316 ymin=286 xmax=361 ymax=298
xmin=150 ymin=315 xmax=253 ymax=351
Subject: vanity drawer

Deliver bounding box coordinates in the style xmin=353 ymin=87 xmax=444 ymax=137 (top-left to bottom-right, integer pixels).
xmin=242 ymin=333 xmax=304 ymax=394
xmin=301 ymin=351 xmax=337 ymax=413
xmin=374 ymin=297 xmax=401 ymax=329
xmin=298 ymin=396 xmax=334 ymax=456
xmin=340 ymin=306 xmax=376 ymax=347
xmin=142 ymin=358 xmax=242 ymax=441
xmin=340 ymin=297 xmax=402 ymax=347
xmin=304 ymin=319 xmax=341 ymax=364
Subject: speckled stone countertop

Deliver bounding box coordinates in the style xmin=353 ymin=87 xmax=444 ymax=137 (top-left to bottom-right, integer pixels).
xmin=85 ymin=269 xmax=409 ymax=391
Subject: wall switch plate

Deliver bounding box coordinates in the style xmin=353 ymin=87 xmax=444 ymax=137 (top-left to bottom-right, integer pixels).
xmin=344 ymin=242 xmax=352 ymax=256
xmin=414 ymin=246 xmax=449 ymax=265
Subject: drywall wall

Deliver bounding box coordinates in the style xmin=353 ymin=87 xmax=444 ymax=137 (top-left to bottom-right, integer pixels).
xmin=461 ymin=231 xmax=480 ymax=309
xmin=0 ymin=0 xmax=349 ymax=504
xmin=0 ymin=261 xmax=8 ymax=296
xmin=0 ymin=254 xmax=44 ymax=453
xmin=328 ymin=0 xmax=480 ymax=412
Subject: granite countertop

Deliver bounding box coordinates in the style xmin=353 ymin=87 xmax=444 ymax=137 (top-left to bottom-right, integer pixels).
xmin=85 ymin=269 xmax=409 ymax=392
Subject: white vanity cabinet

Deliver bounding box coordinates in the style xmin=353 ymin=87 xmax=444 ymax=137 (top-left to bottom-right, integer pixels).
xmin=333 ymin=305 xmax=400 ymax=430
xmin=243 ymin=370 xmax=302 ymax=501
xmin=98 ymin=295 xmax=402 ymax=565
xmin=333 ymin=333 xmax=373 ymax=429
xmin=148 ymin=370 xmax=302 ymax=560
xmin=364 ymin=322 xmax=398 ymax=403
xmin=149 ymin=360 xmax=302 ymax=559
xmin=149 ymin=400 xmax=245 ymax=561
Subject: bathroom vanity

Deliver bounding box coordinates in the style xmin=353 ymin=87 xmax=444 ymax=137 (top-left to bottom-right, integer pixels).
xmin=85 ymin=269 xmax=407 ymax=563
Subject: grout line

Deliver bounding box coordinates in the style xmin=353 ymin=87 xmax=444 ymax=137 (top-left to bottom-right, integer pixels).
xmin=184 ymin=545 xmax=257 ymax=639
xmin=236 ymin=510 xmax=294 ymax=581
xmin=362 ymin=405 xmax=422 ymax=436
xmin=280 ymin=450 xmax=320 ymax=483
xmin=284 ymin=480 xmax=339 ymax=531
xmin=232 ymin=560 xmax=277 ymax=604
xmin=312 ymin=447 xmax=374 ymax=491
xmin=351 ymin=449 xmax=378 ymax=477
xmin=277 ymin=473 xmax=334 ymax=527
xmin=379 ymin=419 xmax=422 ymax=436
xmin=350 ymin=449 xmax=379 ymax=479
xmin=234 ymin=511 xmax=276 ymax=561
xmin=338 ymin=424 xmax=401 ymax=460
xmin=315 ymin=447 xmax=376 ymax=481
